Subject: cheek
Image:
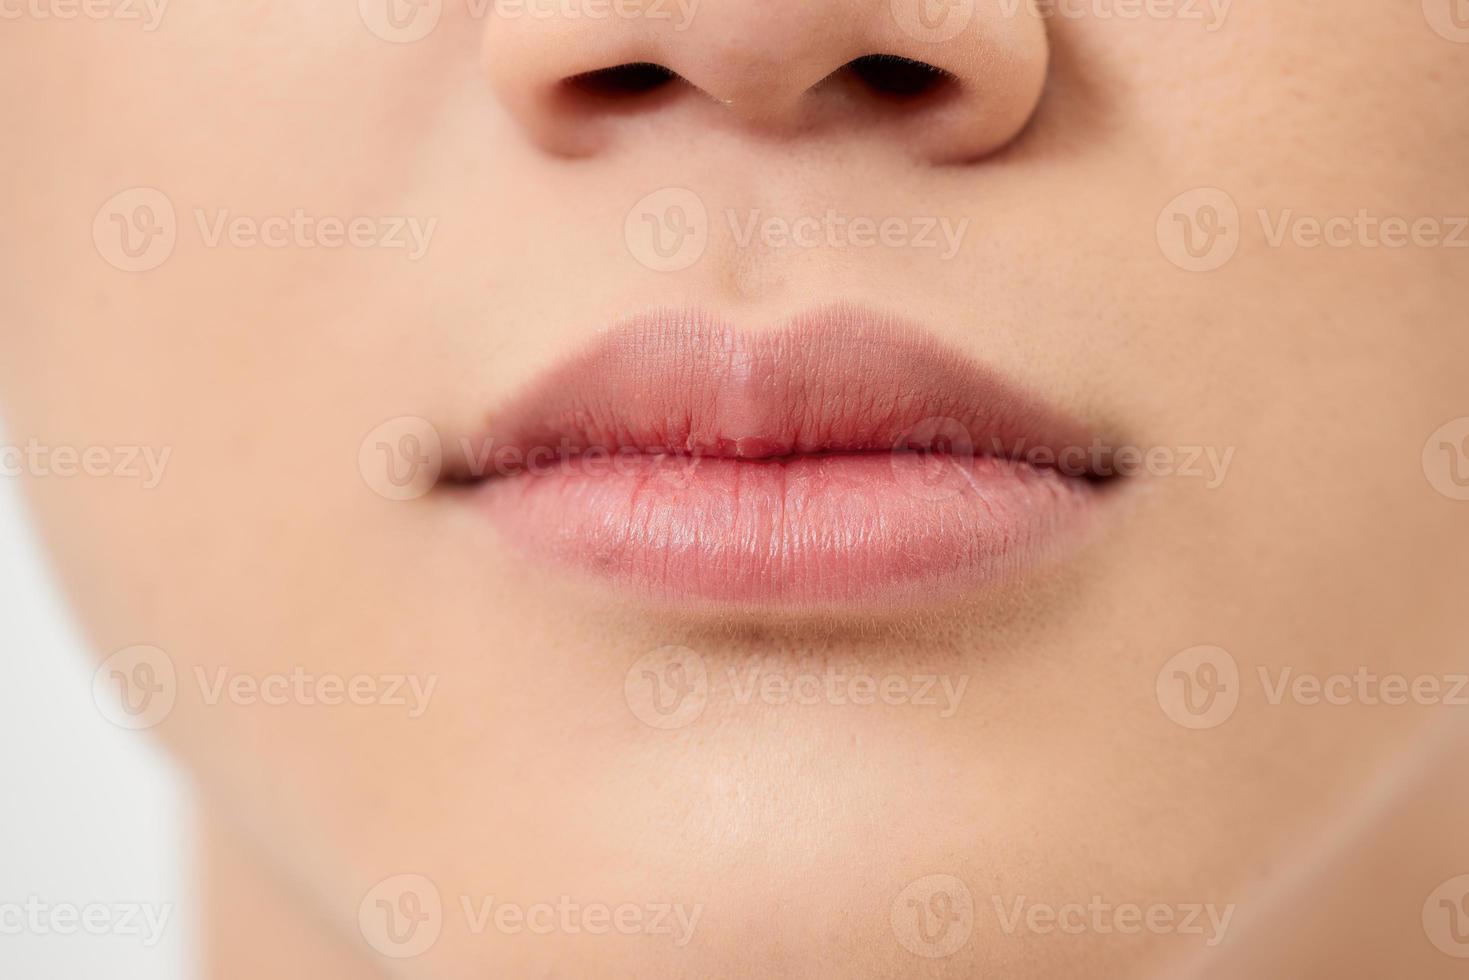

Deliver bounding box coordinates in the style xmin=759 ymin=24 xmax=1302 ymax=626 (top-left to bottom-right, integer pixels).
xmin=0 ymin=7 xmax=485 ymax=627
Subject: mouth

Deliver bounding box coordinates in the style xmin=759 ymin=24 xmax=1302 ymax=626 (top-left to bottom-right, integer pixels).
xmin=444 ymin=306 xmax=1120 ymax=610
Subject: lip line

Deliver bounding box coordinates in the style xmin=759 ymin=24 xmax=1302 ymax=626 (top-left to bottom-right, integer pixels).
xmin=447 ymin=445 xmax=1113 ymax=485
xmin=442 ymin=304 xmax=1118 ymax=486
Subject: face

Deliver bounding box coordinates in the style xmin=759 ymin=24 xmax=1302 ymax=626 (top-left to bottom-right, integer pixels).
xmin=3 ymin=1 xmax=1467 ymax=976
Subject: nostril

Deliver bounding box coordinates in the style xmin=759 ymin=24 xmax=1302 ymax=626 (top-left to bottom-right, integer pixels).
xmin=564 ymin=62 xmax=680 ymax=100
xmin=845 ymin=55 xmax=955 ymax=100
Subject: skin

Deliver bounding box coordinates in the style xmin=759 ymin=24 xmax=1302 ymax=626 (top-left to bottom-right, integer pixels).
xmin=2 ymin=0 xmax=1468 ymax=976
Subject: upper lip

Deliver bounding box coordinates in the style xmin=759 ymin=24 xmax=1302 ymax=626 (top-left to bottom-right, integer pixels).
xmin=444 ymin=304 xmax=1113 ymax=481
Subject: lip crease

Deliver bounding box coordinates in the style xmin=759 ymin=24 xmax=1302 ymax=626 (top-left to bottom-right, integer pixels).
xmin=448 ymin=306 xmax=1117 ymax=609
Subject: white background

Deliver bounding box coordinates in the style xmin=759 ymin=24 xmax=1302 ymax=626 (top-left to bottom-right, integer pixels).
xmin=0 ymin=437 xmax=191 ymax=979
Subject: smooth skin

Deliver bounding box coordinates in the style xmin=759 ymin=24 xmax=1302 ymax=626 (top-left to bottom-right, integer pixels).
xmin=2 ymin=1 xmax=1467 ymax=976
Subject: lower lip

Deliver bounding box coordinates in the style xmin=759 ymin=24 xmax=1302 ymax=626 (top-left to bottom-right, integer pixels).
xmin=481 ymin=452 xmax=1100 ymax=608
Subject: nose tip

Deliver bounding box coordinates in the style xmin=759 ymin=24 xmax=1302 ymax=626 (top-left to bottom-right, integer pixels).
xmin=666 ymin=1 xmax=859 ymax=114
xmin=483 ymin=0 xmax=1049 ymax=163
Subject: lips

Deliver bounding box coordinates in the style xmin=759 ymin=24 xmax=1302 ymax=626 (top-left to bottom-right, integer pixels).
xmin=447 ymin=306 xmax=1114 ymax=609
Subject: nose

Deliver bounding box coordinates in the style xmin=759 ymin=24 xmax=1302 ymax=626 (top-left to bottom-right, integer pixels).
xmin=482 ymin=0 xmax=1049 ymax=163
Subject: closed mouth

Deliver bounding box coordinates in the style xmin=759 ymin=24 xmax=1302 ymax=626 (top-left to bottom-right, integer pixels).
xmin=444 ymin=305 xmax=1121 ymax=610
